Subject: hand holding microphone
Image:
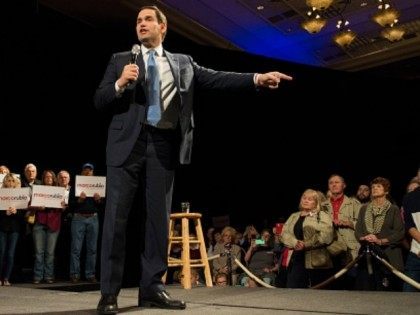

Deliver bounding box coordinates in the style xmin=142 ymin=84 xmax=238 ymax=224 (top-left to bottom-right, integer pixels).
xmin=130 ymin=44 xmax=141 ymax=64
xmin=116 ymin=44 xmax=141 ymax=89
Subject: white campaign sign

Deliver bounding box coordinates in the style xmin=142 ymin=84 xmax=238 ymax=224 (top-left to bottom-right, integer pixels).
xmin=0 ymin=187 xmax=31 ymax=210
xmin=31 ymin=185 xmax=66 ymax=208
xmin=0 ymin=174 xmax=5 ymax=187
xmin=75 ymin=176 xmax=106 ymax=197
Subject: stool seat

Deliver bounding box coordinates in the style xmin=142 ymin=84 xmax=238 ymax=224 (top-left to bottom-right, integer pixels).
xmin=165 ymin=212 xmax=212 ymax=289
xmin=170 ymin=212 xmax=202 ymax=219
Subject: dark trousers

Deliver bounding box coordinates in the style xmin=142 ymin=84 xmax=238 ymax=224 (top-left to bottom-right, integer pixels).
xmin=100 ymin=126 xmax=176 ymax=295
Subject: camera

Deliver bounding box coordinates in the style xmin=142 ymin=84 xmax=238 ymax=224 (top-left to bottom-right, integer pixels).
xmin=255 ymin=239 xmax=265 ymax=246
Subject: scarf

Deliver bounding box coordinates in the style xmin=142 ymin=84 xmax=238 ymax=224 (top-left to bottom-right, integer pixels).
xmin=364 ymin=200 xmax=391 ymax=234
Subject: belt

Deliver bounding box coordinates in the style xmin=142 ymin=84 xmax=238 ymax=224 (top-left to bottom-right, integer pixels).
xmin=75 ymin=213 xmax=97 ymax=218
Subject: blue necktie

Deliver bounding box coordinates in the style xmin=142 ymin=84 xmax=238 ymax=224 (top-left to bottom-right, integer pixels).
xmin=146 ymin=49 xmax=161 ymax=126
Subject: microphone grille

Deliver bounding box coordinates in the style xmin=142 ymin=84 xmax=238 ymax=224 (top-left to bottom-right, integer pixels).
xmin=131 ymin=44 xmax=141 ymax=55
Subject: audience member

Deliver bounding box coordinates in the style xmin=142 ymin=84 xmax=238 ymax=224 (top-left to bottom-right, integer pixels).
xmin=69 ymin=163 xmax=102 ymax=283
xmin=355 ymin=177 xmax=405 ymax=291
xmin=0 ymin=174 xmax=23 ymax=286
xmin=281 ymin=189 xmax=334 ymax=288
xmin=32 ymin=170 xmax=63 ymax=284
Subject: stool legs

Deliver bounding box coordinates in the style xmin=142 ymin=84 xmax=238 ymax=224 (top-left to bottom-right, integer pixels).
xmin=194 ymin=218 xmax=213 ymax=287
xmin=181 ymin=217 xmax=191 ymax=289
xmin=166 ymin=213 xmax=213 ymax=289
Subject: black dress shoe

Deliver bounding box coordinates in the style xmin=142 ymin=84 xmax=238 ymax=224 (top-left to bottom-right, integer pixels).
xmin=97 ymin=294 xmax=118 ymax=315
xmin=139 ymin=290 xmax=186 ymax=310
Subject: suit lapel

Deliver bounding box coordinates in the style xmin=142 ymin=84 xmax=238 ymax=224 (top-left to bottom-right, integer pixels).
xmin=165 ymin=50 xmax=180 ymax=91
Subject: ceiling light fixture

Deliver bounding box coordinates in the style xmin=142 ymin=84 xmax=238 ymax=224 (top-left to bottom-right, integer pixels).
xmin=302 ymin=15 xmax=327 ymax=34
xmin=372 ymin=7 xmax=400 ymax=27
xmin=302 ymin=1 xmax=344 ymax=35
xmin=299 ymin=0 xmax=404 ymax=49
xmin=381 ymin=25 xmax=405 ymax=42
xmin=306 ymin=0 xmax=334 ymax=11
xmin=333 ymin=29 xmax=356 ymax=48
xmin=332 ymin=19 xmax=356 ymax=48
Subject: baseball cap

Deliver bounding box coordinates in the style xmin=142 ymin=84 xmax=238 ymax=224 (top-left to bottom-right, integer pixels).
xmin=82 ymin=163 xmax=94 ymax=170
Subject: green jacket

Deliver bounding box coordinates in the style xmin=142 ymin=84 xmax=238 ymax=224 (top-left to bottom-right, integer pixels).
xmin=281 ymin=211 xmax=334 ymax=269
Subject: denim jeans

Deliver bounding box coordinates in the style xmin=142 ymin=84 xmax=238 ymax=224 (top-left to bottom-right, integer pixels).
xmin=403 ymin=252 xmax=420 ymax=292
xmin=0 ymin=231 xmax=19 ymax=280
xmin=32 ymin=223 xmax=60 ymax=280
xmin=70 ymin=214 xmax=99 ymax=279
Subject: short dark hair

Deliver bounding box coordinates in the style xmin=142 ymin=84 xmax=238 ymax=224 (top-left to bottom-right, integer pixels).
xmin=139 ymin=6 xmax=167 ymax=40
xmin=370 ymin=177 xmax=391 ymax=193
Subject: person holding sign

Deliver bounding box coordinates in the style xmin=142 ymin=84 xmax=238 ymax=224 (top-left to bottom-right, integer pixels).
xmin=32 ymin=170 xmax=63 ymax=284
xmin=0 ymin=174 xmax=23 ymax=286
xmin=69 ymin=163 xmax=103 ymax=283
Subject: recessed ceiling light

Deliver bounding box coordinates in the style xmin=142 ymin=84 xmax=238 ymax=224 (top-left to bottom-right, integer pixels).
xmin=257 ymin=5 xmax=264 ymax=11
xmin=360 ymin=2 xmax=368 ymax=7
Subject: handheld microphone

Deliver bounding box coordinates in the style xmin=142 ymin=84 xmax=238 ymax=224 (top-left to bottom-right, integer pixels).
xmin=126 ymin=44 xmax=141 ymax=87
xmin=130 ymin=44 xmax=141 ymax=64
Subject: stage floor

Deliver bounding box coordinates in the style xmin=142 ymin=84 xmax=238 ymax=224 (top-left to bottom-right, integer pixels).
xmin=0 ymin=282 xmax=418 ymax=314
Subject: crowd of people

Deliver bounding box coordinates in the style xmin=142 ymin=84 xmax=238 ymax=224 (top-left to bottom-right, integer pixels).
xmin=0 ymin=164 xmax=419 ymax=292
xmin=189 ymin=174 xmax=420 ymax=291
xmin=0 ymin=163 xmax=103 ymax=286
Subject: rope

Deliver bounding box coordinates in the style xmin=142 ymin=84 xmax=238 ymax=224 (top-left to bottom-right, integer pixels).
xmin=207 ymin=254 xmax=220 ymax=261
xmin=234 ymin=258 xmax=276 ymax=288
xmin=310 ymin=253 xmax=362 ymax=289
xmin=310 ymin=247 xmax=420 ymax=290
xmin=208 ymin=247 xmax=420 ymax=290
xmin=371 ymin=251 xmax=420 ymax=290
xmin=207 ymin=254 xmax=276 ymax=288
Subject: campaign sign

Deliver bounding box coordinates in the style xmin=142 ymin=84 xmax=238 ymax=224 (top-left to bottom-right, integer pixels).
xmin=31 ymin=185 xmax=66 ymax=208
xmin=75 ymin=176 xmax=106 ymax=197
xmin=0 ymin=187 xmax=31 ymax=210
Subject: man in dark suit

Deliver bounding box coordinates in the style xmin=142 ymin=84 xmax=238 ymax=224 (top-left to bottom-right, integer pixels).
xmin=95 ymin=5 xmax=292 ymax=314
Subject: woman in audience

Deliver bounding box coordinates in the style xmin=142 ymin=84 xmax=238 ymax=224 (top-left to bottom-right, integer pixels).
xmin=0 ymin=174 xmax=23 ymax=286
xmin=242 ymin=229 xmax=278 ymax=286
xmin=281 ymin=189 xmax=334 ymax=288
xmin=32 ymin=170 xmax=63 ymax=284
xmin=212 ymin=226 xmax=242 ymax=285
xmin=355 ymin=177 xmax=405 ymax=291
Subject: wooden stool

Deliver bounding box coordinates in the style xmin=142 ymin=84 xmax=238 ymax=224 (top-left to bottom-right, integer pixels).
xmin=166 ymin=212 xmax=213 ymax=289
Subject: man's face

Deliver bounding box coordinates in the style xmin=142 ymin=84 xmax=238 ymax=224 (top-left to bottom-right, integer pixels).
xmin=356 ymin=185 xmax=370 ymax=200
xmin=136 ymin=9 xmax=166 ymax=48
xmin=328 ymin=176 xmax=345 ymax=195
xmin=81 ymin=168 xmax=93 ymax=176
xmin=25 ymin=167 xmax=36 ymax=181
xmin=215 ymin=276 xmax=227 ymax=286
xmin=58 ymin=172 xmax=70 ymax=187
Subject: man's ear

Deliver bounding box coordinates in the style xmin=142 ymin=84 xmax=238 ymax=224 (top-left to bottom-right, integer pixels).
xmin=160 ymin=23 xmax=167 ymax=35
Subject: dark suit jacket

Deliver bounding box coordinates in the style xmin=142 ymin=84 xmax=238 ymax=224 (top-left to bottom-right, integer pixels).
xmin=94 ymin=49 xmax=255 ymax=167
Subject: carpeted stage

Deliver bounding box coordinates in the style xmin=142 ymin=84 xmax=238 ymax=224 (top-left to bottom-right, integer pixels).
xmin=0 ymin=282 xmax=418 ymax=314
